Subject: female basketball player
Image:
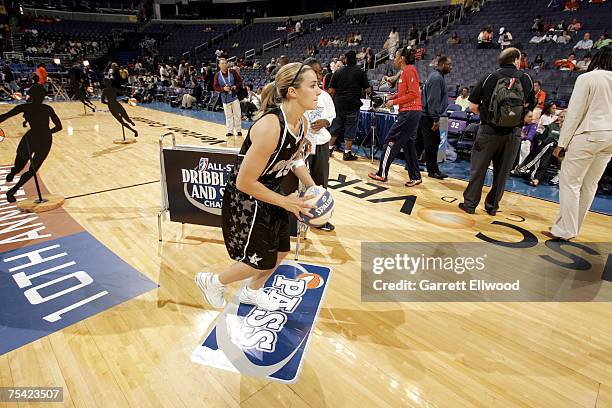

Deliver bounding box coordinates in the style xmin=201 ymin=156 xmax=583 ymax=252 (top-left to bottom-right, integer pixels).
xmin=101 ymin=79 xmax=138 ymax=138
xmin=1 ymin=84 xmax=62 ymax=203
xmin=368 ymin=47 xmax=422 ymax=186
xmin=196 ymin=63 xmax=321 ymax=311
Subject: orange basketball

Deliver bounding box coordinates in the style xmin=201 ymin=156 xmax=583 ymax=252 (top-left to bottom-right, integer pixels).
xmin=12 ymin=92 xmax=22 ymax=100
xmin=0 ymin=128 xmax=5 ymax=142
xmin=128 ymin=98 xmax=138 ymax=107
xmin=297 ymin=272 xmax=325 ymax=289
xmin=87 ymin=86 xmax=94 ymax=93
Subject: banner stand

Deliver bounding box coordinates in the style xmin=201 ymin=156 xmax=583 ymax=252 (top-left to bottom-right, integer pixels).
xmin=158 ymin=132 xmax=240 ymax=242
xmin=158 ymin=132 xmax=175 ymax=242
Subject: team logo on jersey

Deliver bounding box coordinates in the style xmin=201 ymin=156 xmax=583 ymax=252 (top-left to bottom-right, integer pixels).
xmin=181 ymin=157 xmax=234 ymax=215
xmin=192 ymin=261 xmax=332 ymax=383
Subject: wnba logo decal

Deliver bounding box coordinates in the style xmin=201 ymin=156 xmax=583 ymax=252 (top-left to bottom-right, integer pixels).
xmin=298 ymin=272 xmax=325 ymax=289
xmin=180 ymin=157 xmax=234 ymax=215
xmin=192 ymin=261 xmax=332 ymax=383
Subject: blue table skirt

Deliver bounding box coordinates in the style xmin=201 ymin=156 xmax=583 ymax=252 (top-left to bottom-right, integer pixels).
xmin=355 ymin=110 xmax=397 ymax=146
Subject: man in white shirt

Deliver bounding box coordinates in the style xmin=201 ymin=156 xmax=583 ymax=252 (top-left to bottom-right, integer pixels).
xmin=304 ymin=57 xmax=336 ymax=231
xmin=573 ymin=33 xmax=593 ymax=50
xmin=575 ymin=53 xmax=591 ymax=71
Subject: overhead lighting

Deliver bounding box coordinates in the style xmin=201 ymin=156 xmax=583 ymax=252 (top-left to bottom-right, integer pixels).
xmin=83 ymin=60 xmax=90 ymax=67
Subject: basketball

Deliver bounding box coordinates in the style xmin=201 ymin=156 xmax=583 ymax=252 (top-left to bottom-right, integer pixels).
xmin=128 ymin=98 xmax=138 ymax=107
xmin=12 ymin=92 xmax=22 ymax=100
xmin=299 ymin=185 xmax=334 ymax=227
xmin=87 ymin=86 xmax=94 ymax=93
xmin=0 ymin=128 xmax=5 ymax=142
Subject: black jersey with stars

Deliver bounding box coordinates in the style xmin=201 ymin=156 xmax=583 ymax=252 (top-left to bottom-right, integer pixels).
xmin=221 ymin=106 xmax=303 ymax=270
xmin=226 ymin=106 xmax=304 ymax=195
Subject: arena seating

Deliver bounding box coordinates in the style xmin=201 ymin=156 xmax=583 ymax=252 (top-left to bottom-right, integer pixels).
xmin=420 ymin=0 xmax=611 ymax=103
xmin=144 ymin=23 xmax=235 ymax=58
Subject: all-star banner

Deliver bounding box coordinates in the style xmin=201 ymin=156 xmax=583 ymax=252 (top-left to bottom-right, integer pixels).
xmin=191 ymin=261 xmax=331 ymax=383
xmin=162 ymin=146 xmax=239 ymax=227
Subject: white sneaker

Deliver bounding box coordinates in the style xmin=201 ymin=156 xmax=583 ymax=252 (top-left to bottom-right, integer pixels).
xmin=195 ymin=272 xmax=226 ymax=308
xmin=239 ymin=286 xmax=280 ymax=311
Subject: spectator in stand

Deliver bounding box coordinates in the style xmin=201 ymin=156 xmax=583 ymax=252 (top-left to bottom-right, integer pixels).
xmin=477 ymin=27 xmax=493 ymax=49
xmin=366 ymin=47 xmax=375 ymax=70
xmin=536 ymin=101 xmax=559 ymax=134
xmin=270 ymin=55 xmax=289 ymax=79
xmin=240 ymin=84 xmax=260 ymax=120
xmin=3 ymin=63 xmax=18 ymax=93
xmin=594 ymin=34 xmax=611 ymax=49
xmin=574 ymin=33 xmax=593 ymax=51
xmin=556 ymin=30 xmax=572 ymax=44
xmin=532 ymin=53 xmax=545 ymax=71
xmin=266 ymin=58 xmax=276 ymax=76
xmin=181 ymin=79 xmax=202 ymax=109
xmin=354 ymin=31 xmax=362 ymax=43
xmin=387 ymin=27 xmax=400 ymax=58
xmin=455 ymin=86 xmax=471 ymax=110
xmin=36 ymin=63 xmax=47 ymax=86
xmin=520 ymin=53 xmax=529 ymax=70
xmin=530 ymin=32 xmax=546 ymax=44
xmin=429 ymin=53 xmax=441 ymax=67
xmin=576 ymin=53 xmax=592 ymax=71
xmin=556 ymin=19 xmax=567 ymax=31
xmin=531 ymin=15 xmax=544 ymax=32
xmin=555 ymin=53 xmax=577 ymax=70
xmin=447 ymin=32 xmax=461 ymax=45
xmin=499 ymin=28 xmax=513 ymax=49
xmin=563 ymin=0 xmax=580 ymax=11
xmin=517 ymin=110 xmax=538 ymax=166
xmin=568 ymin=18 xmax=582 ymax=32
xmin=409 ymin=25 xmax=419 ymax=46
xmin=534 ymin=80 xmax=546 ymax=110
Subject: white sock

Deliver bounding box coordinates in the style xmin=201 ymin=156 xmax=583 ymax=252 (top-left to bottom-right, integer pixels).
xmin=212 ymin=274 xmax=222 ymax=286
xmin=345 ymin=149 xmax=351 ymax=153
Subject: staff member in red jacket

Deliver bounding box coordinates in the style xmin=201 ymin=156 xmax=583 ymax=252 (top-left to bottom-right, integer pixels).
xmin=368 ymin=47 xmax=423 ymax=186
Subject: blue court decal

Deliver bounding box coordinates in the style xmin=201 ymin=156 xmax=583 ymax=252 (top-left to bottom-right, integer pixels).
xmin=191 ymin=261 xmax=331 ymax=383
xmin=0 ymin=231 xmax=157 ymax=355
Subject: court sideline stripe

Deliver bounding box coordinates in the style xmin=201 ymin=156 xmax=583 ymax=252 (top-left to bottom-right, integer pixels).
xmin=65 ymin=180 xmax=160 ymax=200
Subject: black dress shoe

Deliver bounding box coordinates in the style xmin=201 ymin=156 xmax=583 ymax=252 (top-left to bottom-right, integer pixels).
xmin=486 ymin=208 xmax=497 ymax=216
xmin=458 ymin=202 xmax=475 ymax=214
xmin=226 ymin=132 xmax=233 ymax=137
xmin=428 ymin=172 xmax=448 ymax=179
xmin=237 ymin=131 xmax=243 ymax=136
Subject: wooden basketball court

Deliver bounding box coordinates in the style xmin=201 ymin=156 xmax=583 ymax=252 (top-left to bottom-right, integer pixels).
xmin=1 ymin=101 xmax=610 ymax=408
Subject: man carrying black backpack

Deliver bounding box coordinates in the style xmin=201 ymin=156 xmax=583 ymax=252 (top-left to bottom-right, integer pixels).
xmin=459 ymin=48 xmax=535 ymax=215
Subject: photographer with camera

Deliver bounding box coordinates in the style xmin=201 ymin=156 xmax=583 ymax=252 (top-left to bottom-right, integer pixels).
xmin=368 ymin=47 xmax=422 ymax=186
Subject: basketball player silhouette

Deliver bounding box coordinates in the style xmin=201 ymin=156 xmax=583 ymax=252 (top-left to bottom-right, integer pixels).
xmin=69 ymin=64 xmax=96 ymax=113
xmin=1 ymin=84 xmax=62 ymax=203
xmin=101 ymin=79 xmax=138 ymax=137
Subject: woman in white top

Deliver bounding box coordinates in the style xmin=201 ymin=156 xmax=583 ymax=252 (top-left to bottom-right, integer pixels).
xmin=548 ymin=46 xmax=612 ymax=240
xmin=388 ymin=27 xmax=400 ymax=59
xmin=536 ymin=101 xmax=558 ymax=133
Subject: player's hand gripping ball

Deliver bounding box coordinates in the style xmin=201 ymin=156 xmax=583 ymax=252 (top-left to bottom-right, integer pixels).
xmin=299 ymin=186 xmax=334 ymax=227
